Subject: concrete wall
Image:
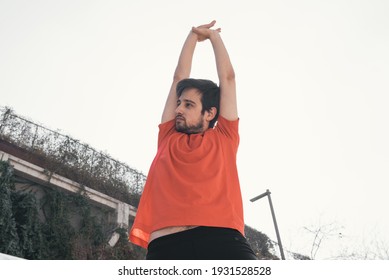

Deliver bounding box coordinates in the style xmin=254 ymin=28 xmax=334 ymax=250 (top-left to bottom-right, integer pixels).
xmin=0 ymin=150 xmax=137 ymax=247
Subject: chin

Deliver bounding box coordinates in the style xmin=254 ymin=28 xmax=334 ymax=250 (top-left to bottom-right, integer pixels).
xmin=175 ymin=124 xmax=185 ymax=133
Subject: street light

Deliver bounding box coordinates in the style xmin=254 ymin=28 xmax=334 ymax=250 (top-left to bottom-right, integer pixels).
xmin=251 ymin=189 xmax=285 ymax=260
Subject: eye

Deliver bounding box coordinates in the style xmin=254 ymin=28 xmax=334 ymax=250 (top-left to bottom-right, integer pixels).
xmin=185 ymin=103 xmax=192 ymax=108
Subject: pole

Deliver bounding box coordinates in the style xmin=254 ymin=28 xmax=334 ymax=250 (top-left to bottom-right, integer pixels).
xmin=251 ymin=189 xmax=285 ymax=260
xmin=266 ymin=189 xmax=285 ymax=260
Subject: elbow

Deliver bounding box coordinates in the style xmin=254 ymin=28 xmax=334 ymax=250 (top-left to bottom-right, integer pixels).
xmin=221 ymin=68 xmax=235 ymax=82
xmin=227 ymin=69 xmax=235 ymax=81
xmin=173 ymin=66 xmax=190 ymax=83
xmin=173 ymin=71 xmax=189 ymax=83
xmin=173 ymin=74 xmax=185 ymax=83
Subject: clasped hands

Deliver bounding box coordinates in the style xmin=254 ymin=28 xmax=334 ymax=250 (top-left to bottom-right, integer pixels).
xmin=192 ymin=20 xmax=221 ymax=42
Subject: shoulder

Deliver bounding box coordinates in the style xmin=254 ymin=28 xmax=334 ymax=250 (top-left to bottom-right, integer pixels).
xmin=213 ymin=115 xmax=239 ymax=144
xmin=215 ymin=115 xmax=239 ymax=133
xmin=158 ymin=119 xmax=176 ymax=147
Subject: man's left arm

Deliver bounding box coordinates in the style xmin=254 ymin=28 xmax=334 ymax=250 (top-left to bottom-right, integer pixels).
xmin=193 ymin=23 xmax=238 ymax=121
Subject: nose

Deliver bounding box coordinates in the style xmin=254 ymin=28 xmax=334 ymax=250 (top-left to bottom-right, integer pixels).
xmin=175 ymin=104 xmax=183 ymax=115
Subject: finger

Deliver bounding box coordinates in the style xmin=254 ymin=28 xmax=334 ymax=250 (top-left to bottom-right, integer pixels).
xmin=192 ymin=26 xmax=205 ymax=33
xmin=207 ymin=20 xmax=216 ymax=27
xmin=191 ymin=27 xmax=203 ymax=38
xmin=198 ymin=20 xmax=216 ymax=29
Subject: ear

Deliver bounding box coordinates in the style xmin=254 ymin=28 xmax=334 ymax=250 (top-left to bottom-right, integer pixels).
xmin=205 ymin=107 xmax=217 ymax=122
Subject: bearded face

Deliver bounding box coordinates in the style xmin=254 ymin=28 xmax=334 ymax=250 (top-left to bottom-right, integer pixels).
xmin=175 ymin=89 xmax=208 ymax=134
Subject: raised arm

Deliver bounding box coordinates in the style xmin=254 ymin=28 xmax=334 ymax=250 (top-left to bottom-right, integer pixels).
xmin=192 ymin=21 xmax=238 ymax=121
xmin=161 ymin=21 xmax=218 ymax=123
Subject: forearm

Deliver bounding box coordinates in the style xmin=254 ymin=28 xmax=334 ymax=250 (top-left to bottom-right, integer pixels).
xmin=173 ymin=31 xmax=198 ymax=81
xmin=209 ymin=32 xmax=235 ymax=82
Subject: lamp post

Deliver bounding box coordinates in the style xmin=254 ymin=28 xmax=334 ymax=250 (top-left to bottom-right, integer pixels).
xmin=251 ymin=189 xmax=285 ymax=260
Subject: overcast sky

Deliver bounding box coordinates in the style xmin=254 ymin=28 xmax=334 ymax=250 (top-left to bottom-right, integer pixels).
xmin=1 ymin=0 xmax=389 ymax=259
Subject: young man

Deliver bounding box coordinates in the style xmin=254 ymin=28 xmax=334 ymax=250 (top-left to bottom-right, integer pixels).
xmin=129 ymin=21 xmax=257 ymax=260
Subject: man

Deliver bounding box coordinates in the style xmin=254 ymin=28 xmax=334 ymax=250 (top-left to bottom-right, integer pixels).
xmin=129 ymin=21 xmax=257 ymax=260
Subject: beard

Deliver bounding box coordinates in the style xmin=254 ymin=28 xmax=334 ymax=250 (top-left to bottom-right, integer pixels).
xmin=175 ymin=117 xmax=205 ymax=134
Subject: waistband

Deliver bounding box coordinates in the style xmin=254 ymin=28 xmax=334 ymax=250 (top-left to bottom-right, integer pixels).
xmin=148 ymin=226 xmax=241 ymax=249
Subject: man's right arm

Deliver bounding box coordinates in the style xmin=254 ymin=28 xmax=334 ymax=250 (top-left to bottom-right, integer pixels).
xmin=161 ymin=32 xmax=197 ymax=123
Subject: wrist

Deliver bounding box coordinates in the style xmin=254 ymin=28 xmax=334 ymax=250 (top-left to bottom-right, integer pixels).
xmin=209 ymin=30 xmax=220 ymax=41
xmin=189 ymin=28 xmax=198 ymax=37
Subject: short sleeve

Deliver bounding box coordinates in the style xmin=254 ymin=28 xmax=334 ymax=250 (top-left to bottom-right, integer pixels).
xmin=158 ymin=119 xmax=176 ymax=147
xmin=214 ymin=116 xmax=240 ymax=147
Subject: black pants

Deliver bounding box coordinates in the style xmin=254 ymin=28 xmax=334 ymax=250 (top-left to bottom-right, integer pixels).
xmin=146 ymin=226 xmax=258 ymax=260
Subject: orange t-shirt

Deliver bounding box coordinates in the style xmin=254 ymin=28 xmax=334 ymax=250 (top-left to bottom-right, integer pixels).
xmin=129 ymin=116 xmax=244 ymax=248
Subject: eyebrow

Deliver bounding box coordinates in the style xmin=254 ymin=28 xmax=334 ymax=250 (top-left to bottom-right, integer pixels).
xmin=178 ymin=98 xmax=196 ymax=105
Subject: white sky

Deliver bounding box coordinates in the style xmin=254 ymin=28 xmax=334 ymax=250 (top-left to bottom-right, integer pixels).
xmin=1 ymin=0 xmax=389 ymax=259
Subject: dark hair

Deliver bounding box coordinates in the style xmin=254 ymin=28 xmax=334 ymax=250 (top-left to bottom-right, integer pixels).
xmin=176 ymin=78 xmax=220 ymax=128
